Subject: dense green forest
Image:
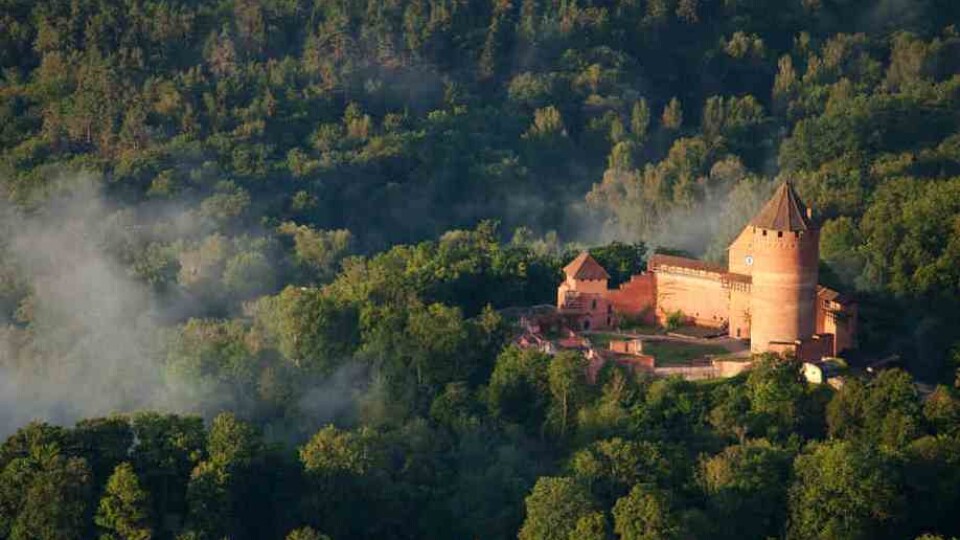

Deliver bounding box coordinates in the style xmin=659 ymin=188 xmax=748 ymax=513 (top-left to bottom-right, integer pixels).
xmin=3 ymin=0 xmax=960 ymax=538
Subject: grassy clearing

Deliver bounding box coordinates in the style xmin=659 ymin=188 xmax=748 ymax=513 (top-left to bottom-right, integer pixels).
xmin=644 ymin=341 xmax=728 ymax=366
xmin=583 ymin=332 xmax=624 ymax=348
xmin=617 ymin=321 xmax=662 ymax=334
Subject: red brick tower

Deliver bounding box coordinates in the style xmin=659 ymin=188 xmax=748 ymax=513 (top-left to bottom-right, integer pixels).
xmin=557 ymin=251 xmax=613 ymax=330
xmin=747 ymin=182 xmax=819 ymax=353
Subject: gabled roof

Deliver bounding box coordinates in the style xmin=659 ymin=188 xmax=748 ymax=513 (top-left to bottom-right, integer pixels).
xmin=818 ymin=285 xmax=855 ymax=305
xmin=564 ymin=251 xmax=610 ymax=280
xmin=751 ymin=182 xmax=813 ymax=231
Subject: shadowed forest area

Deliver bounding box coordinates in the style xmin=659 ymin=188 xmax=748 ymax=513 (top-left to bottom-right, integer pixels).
xmin=3 ymin=0 xmax=960 ymax=538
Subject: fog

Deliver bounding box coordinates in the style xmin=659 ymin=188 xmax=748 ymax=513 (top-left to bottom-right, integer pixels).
xmin=0 ymin=178 xmax=360 ymax=437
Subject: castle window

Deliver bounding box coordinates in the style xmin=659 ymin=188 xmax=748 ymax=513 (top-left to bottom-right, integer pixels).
xmin=607 ymin=316 xmax=612 ymax=326
xmin=762 ymin=230 xmax=767 ymax=236
xmin=591 ymin=299 xmax=597 ymax=310
xmin=607 ymin=305 xmax=613 ymax=313
xmin=777 ymin=231 xmax=783 ymax=238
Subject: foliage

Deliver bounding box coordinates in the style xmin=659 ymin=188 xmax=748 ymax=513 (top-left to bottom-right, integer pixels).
xmin=518 ymin=477 xmax=596 ymax=540
xmin=787 ymin=440 xmax=902 ymax=540
xmin=1 ymin=0 xmax=960 ymax=539
xmin=95 ymin=462 xmax=152 ymax=540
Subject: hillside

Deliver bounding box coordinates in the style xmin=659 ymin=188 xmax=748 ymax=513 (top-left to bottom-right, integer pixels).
xmin=2 ymin=0 xmax=960 ymax=538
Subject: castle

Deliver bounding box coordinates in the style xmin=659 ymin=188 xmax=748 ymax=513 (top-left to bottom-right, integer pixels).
xmin=557 ymin=182 xmax=858 ymax=361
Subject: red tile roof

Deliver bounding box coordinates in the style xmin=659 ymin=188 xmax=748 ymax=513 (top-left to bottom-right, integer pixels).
xmin=818 ymin=285 xmax=855 ymax=305
xmin=564 ymin=251 xmax=610 ymax=281
xmin=751 ymin=182 xmax=813 ymax=231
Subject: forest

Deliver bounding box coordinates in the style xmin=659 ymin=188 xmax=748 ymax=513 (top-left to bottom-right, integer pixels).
xmin=2 ymin=0 xmax=960 ymax=538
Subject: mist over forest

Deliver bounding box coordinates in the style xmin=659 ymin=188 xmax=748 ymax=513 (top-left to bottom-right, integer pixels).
xmin=2 ymin=0 xmax=960 ymax=538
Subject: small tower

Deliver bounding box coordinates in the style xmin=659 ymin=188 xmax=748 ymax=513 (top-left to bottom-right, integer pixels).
xmin=747 ymin=182 xmax=819 ymax=353
xmin=557 ymin=251 xmax=610 ymax=302
xmin=557 ymin=251 xmax=612 ymax=330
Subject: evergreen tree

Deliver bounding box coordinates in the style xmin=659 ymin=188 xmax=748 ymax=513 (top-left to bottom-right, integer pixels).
xmin=95 ymin=463 xmax=152 ymax=540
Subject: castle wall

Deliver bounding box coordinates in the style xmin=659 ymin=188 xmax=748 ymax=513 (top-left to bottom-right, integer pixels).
xmin=749 ymin=227 xmax=819 ymax=352
xmin=655 ymin=271 xmax=729 ymax=328
xmin=607 ymin=273 xmax=656 ymax=322
xmin=728 ymin=283 xmax=751 ymax=339
xmin=555 ymin=181 xmax=861 ymax=357
xmin=816 ymin=297 xmax=858 ymax=355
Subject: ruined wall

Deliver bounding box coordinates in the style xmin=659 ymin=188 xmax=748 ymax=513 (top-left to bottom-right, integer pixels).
xmin=606 ymin=273 xmax=656 ymax=322
xmin=609 ymin=339 xmax=644 ymax=355
xmin=713 ymin=359 xmax=753 ymax=378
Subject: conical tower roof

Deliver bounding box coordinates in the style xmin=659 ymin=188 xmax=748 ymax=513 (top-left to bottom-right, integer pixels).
xmin=563 ymin=251 xmax=610 ymax=280
xmin=750 ymin=182 xmax=813 ymax=231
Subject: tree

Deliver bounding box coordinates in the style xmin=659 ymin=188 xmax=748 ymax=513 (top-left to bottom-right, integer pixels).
xmin=184 ymin=460 xmax=231 ymax=539
xmin=167 ymin=319 xmax=259 ymax=392
xmin=773 ymin=55 xmax=799 ymax=109
xmin=286 ymin=527 xmax=331 ymax=540
xmin=820 ymin=217 xmax=865 ymax=286
xmin=902 ymin=436 xmax=960 ymax=538
xmin=129 ymin=413 xmax=206 ymax=531
xmin=253 ymin=286 xmax=359 ymax=372
xmin=661 ymin=98 xmax=683 ymax=131
xmin=519 ymin=477 xmax=596 ymax=540
xmin=547 ymin=351 xmax=591 ymax=436
xmin=571 ymin=438 xmax=671 ymax=505
xmin=206 ymin=413 xmax=262 ymax=472
xmin=631 ymin=99 xmax=651 ymax=145
xmin=827 ymin=369 xmax=921 ymax=450
xmin=222 ymin=250 xmax=275 ymax=299
xmin=787 ymin=440 xmax=902 ymax=540
xmin=487 ymin=346 xmax=551 ymax=431
xmin=96 ymin=463 xmax=152 ymax=540
xmin=589 ymin=242 xmax=647 ymax=287
xmin=569 ymin=511 xmax=609 ymax=540
xmin=298 ymin=426 xmax=389 ymax=538
xmin=708 ymin=383 xmax=752 ymax=443
xmin=744 ymin=355 xmax=807 ymax=439
xmin=11 ymin=453 xmax=93 ymax=540
xmin=277 ymin=223 xmax=352 ymax=281
xmin=405 ymin=302 xmax=469 ymax=387
xmin=698 ymin=440 xmax=792 ymax=539
xmin=924 ymin=386 xmax=960 ymax=437
xmin=612 ymin=484 xmax=682 ymax=540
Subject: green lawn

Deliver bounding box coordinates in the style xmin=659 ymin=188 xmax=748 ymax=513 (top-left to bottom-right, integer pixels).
xmin=617 ymin=321 xmax=663 ymax=334
xmin=583 ymin=332 xmax=637 ymax=348
xmin=643 ymin=340 xmax=728 ymax=366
